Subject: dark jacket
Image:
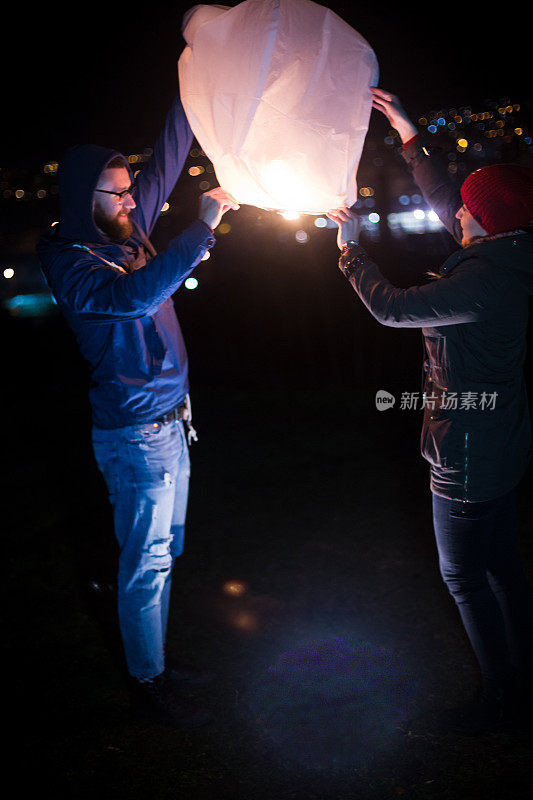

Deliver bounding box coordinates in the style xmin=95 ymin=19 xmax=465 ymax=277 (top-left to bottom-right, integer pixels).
xmin=346 ymin=138 xmax=533 ymax=501
xmin=37 ymin=95 xmax=215 ymax=429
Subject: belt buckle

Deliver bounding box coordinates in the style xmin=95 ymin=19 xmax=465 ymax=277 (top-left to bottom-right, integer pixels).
xmin=158 ymin=402 xmax=185 ymax=426
xmin=168 ymin=404 xmax=182 ymax=423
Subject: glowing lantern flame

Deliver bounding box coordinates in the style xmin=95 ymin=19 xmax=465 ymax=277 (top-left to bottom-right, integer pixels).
xmin=261 ymin=160 xmax=323 ymax=213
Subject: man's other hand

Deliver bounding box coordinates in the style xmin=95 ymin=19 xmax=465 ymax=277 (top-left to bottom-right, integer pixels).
xmin=199 ymin=188 xmax=240 ymax=230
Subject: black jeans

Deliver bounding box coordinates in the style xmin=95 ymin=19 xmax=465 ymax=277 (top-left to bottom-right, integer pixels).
xmin=432 ymin=487 xmax=533 ymax=696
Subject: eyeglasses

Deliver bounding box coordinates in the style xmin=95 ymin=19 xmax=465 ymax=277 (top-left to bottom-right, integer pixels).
xmin=95 ymin=184 xmax=135 ymax=200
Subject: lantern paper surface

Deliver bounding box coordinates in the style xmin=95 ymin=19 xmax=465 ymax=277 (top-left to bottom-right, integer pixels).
xmin=178 ymin=0 xmax=379 ymax=213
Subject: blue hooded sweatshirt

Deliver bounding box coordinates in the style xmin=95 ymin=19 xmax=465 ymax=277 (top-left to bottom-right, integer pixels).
xmin=37 ymin=95 xmax=215 ymax=429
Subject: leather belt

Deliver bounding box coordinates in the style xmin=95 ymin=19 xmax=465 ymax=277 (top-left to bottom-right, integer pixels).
xmin=153 ymin=402 xmax=187 ymax=425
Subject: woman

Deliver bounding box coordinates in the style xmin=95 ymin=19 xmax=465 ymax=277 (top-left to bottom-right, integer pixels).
xmin=327 ymin=88 xmax=533 ymax=734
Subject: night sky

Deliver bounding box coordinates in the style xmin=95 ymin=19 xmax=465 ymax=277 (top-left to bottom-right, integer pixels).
xmin=6 ymin=1 xmax=530 ymax=168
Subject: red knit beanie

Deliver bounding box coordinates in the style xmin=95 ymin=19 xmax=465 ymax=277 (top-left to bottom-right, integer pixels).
xmin=460 ymin=164 xmax=533 ymax=235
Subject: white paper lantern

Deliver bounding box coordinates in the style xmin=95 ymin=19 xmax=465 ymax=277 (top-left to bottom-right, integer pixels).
xmin=178 ymin=0 xmax=379 ymax=214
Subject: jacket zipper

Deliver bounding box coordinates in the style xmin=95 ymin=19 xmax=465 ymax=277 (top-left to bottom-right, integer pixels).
xmin=71 ymin=243 xmax=127 ymax=272
xmin=463 ymin=432 xmax=470 ymax=504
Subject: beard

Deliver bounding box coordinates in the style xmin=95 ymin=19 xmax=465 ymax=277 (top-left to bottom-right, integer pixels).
xmin=93 ymin=202 xmax=133 ymax=241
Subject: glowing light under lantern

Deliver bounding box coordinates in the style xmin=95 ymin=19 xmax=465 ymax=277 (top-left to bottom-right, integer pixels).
xmin=178 ymin=0 xmax=379 ymax=214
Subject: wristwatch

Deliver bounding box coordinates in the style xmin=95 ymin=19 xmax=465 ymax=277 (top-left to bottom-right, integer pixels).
xmin=339 ymin=241 xmax=367 ymax=279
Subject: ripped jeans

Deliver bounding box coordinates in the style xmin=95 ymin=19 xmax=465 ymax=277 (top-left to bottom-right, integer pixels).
xmin=92 ymin=418 xmax=190 ymax=679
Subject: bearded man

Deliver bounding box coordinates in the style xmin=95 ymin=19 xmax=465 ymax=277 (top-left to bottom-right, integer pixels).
xmin=38 ymin=85 xmax=238 ymax=728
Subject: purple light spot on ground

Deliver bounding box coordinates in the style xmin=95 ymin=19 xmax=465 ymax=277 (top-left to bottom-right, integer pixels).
xmin=247 ymin=636 xmax=417 ymax=770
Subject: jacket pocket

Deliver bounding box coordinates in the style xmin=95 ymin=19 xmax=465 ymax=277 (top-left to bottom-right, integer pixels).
xmin=420 ymin=409 xmax=464 ymax=469
xmin=141 ymin=316 xmax=167 ymax=376
xmin=114 ymin=316 xmax=168 ymax=381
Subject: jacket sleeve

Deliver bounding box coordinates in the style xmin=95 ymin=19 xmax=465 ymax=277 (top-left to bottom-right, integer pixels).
xmin=346 ymin=249 xmax=513 ymax=328
xmin=401 ymin=138 xmax=463 ymax=243
xmin=130 ymin=91 xmax=194 ymax=237
xmin=50 ymin=221 xmax=214 ymax=322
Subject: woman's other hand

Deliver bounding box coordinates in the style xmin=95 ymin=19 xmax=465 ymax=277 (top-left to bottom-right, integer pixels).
xmin=326 ymin=206 xmax=362 ymax=250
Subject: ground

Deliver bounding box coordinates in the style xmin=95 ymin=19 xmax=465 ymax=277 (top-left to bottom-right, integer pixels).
xmin=5 ymin=309 xmax=532 ymax=800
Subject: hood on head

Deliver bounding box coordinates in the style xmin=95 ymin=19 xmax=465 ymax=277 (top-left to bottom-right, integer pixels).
xmin=58 ymin=144 xmax=132 ymax=243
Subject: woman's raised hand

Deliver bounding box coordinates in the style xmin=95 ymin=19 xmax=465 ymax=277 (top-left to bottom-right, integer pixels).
xmin=370 ymin=87 xmax=418 ymax=144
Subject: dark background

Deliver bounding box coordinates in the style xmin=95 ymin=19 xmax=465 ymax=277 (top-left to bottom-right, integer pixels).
xmin=3 ymin=3 xmax=533 ymax=799
xmin=4 ymin=0 xmax=531 ymax=166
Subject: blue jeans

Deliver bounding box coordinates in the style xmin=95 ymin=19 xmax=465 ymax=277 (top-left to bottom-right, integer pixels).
xmin=432 ymin=488 xmax=533 ymax=695
xmin=92 ymin=418 xmax=190 ymax=680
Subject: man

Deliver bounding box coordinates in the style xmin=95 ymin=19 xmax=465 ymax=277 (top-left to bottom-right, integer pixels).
xmin=327 ymin=88 xmax=533 ymax=734
xmin=37 ymin=86 xmax=238 ymax=727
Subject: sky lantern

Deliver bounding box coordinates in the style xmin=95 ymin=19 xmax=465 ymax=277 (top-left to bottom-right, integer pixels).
xmin=178 ymin=0 xmax=379 ymax=214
